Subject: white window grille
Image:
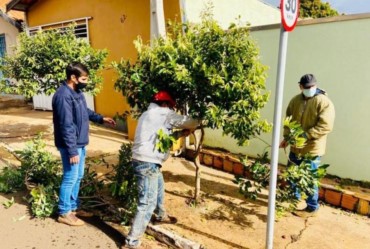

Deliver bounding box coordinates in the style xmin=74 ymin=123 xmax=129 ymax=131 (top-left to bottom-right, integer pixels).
xmin=28 ymin=17 xmax=95 ymax=111
xmin=26 ymin=17 xmax=91 ymax=41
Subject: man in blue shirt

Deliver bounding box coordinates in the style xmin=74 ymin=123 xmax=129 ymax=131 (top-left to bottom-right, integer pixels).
xmin=53 ymin=62 xmax=115 ymax=226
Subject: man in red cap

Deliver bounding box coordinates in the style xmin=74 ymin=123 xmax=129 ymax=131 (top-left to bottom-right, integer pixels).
xmin=280 ymin=74 xmax=335 ymax=218
xmin=124 ymin=90 xmax=199 ymax=249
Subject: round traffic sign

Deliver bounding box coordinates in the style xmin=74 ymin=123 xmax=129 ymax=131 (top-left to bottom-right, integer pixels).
xmin=281 ymin=0 xmax=300 ymax=32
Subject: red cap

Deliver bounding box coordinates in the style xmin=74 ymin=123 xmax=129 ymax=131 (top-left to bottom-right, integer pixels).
xmin=153 ymin=91 xmax=176 ymax=108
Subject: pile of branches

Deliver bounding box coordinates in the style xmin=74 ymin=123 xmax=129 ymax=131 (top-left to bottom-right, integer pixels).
xmin=0 ymin=134 xmax=137 ymax=224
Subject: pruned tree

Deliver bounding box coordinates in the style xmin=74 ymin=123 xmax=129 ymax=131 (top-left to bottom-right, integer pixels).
xmin=0 ymin=26 xmax=108 ymax=98
xmin=114 ymin=15 xmax=271 ymax=201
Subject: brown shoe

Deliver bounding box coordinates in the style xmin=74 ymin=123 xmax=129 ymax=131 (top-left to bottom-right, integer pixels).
xmin=293 ymin=208 xmax=318 ymax=218
xmin=58 ymin=212 xmax=85 ymax=226
xmin=72 ymin=209 xmax=94 ymax=217
xmin=152 ymin=215 xmax=177 ymax=225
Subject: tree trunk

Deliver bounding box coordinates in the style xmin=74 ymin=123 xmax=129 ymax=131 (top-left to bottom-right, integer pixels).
xmin=192 ymin=126 xmax=204 ymax=201
xmin=194 ymin=155 xmax=201 ymax=201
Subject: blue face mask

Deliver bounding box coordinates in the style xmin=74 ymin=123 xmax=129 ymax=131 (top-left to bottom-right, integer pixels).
xmin=302 ymin=87 xmax=317 ymax=98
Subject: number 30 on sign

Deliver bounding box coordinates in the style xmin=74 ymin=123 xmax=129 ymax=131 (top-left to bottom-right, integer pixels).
xmin=281 ymin=0 xmax=300 ymax=32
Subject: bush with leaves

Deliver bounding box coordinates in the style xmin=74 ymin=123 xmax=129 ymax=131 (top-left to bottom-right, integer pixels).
xmin=234 ymin=117 xmax=329 ymax=216
xmin=28 ymin=185 xmax=58 ymax=218
xmin=108 ymin=143 xmax=138 ymax=224
xmin=16 ymin=134 xmax=62 ymax=189
xmin=0 ymin=165 xmax=24 ymax=193
xmin=114 ymin=13 xmax=271 ymax=201
xmin=300 ymin=0 xmax=339 ymax=19
xmin=0 ymin=135 xmax=61 ymax=217
xmin=0 ymin=25 xmax=108 ymax=98
xmin=0 ymin=135 xmax=108 ymax=218
xmin=234 ymin=151 xmax=271 ymax=202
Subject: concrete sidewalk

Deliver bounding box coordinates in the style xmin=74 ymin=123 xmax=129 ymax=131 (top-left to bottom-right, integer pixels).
xmin=0 ymin=108 xmax=370 ymax=249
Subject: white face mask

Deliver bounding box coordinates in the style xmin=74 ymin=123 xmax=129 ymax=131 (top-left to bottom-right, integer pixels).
xmin=302 ymin=86 xmax=317 ymax=98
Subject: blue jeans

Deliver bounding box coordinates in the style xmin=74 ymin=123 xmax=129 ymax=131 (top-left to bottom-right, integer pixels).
xmin=58 ymin=147 xmax=86 ymax=215
xmin=289 ymin=152 xmax=320 ymax=211
xmin=126 ymin=160 xmax=165 ymax=248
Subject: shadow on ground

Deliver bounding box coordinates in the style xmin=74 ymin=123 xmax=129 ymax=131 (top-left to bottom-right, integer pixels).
xmin=163 ymin=166 xmax=268 ymax=203
xmin=175 ymin=222 xmax=251 ymax=249
xmin=0 ymin=123 xmax=51 ymax=139
xmin=82 ymin=216 xmax=126 ymax=248
xmin=0 ymin=189 xmax=126 ymax=248
xmin=178 ymin=159 xmax=269 ymax=199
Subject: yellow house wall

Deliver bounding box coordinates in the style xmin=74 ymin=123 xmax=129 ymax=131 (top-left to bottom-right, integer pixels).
xmin=26 ymin=0 xmax=182 ymax=140
xmin=164 ymin=0 xmax=182 ymax=22
xmin=26 ymin=0 xmax=153 ymax=118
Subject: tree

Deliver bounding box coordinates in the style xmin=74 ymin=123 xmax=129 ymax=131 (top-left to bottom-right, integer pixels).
xmin=300 ymin=0 xmax=339 ymax=18
xmin=114 ymin=15 xmax=271 ymax=201
xmin=0 ymin=26 xmax=108 ymax=98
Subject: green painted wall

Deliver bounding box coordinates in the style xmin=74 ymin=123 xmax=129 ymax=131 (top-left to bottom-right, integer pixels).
xmin=204 ymin=14 xmax=370 ymax=181
xmin=183 ymin=0 xmax=280 ymax=28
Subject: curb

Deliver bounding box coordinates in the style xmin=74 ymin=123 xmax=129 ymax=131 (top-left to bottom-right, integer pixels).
xmin=146 ymin=224 xmax=205 ymax=249
xmin=104 ymin=221 xmax=204 ymax=249
xmin=185 ymin=148 xmax=370 ymax=217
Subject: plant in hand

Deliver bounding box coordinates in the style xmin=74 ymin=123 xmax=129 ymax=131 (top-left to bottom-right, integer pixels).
xmin=234 ymin=118 xmax=329 ymax=216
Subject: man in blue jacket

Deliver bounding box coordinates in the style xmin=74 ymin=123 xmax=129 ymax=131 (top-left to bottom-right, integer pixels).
xmin=52 ymin=62 xmax=115 ymax=226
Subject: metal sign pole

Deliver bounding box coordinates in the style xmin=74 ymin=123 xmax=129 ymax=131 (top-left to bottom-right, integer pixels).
xmin=265 ymin=0 xmax=299 ymax=247
xmin=265 ymin=26 xmax=289 ymax=249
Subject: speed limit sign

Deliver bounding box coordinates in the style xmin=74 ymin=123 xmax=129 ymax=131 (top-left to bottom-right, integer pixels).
xmin=281 ymin=0 xmax=300 ymax=32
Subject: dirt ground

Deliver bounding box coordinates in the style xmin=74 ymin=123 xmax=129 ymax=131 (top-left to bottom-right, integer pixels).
xmin=1 ymin=99 xmax=370 ymax=249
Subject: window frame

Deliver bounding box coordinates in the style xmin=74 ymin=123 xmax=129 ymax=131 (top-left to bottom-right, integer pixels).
xmin=26 ymin=17 xmax=92 ymax=41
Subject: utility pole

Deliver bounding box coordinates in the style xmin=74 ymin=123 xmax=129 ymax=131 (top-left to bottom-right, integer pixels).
xmin=150 ymin=0 xmax=166 ymax=46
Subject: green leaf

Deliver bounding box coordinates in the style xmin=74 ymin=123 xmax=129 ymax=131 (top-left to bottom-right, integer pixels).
xmin=2 ymin=197 xmax=15 ymax=209
xmin=155 ymin=129 xmax=177 ymax=153
xmin=283 ymin=116 xmax=307 ymax=148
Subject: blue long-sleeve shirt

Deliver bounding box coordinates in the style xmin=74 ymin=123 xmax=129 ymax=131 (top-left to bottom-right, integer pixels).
xmin=52 ymin=82 xmax=103 ymax=157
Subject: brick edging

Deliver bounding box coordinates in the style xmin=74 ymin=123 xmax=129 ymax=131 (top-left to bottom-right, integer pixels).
xmin=184 ymin=148 xmax=370 ymax=217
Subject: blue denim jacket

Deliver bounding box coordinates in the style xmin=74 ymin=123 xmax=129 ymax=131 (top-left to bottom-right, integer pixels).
xmin=52 ymin=82 xmax=103 ymax=157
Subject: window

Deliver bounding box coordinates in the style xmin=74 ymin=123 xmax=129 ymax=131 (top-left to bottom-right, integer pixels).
xmin=0 ymin=34 xmax=6 ymax=79
xmin=27 ymin=17 xmax=91 ymax=41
